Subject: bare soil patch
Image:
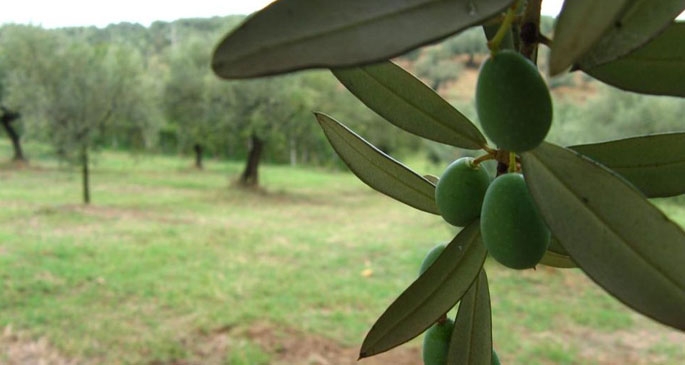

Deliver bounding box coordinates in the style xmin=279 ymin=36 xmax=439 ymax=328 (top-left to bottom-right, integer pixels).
xmin=241 ymin=323 xmax=420 ymax=365
xmin=2 ymin=323 xmax=420 ymax=365
xmin=1 ymin=326 xmax=85 ymax=365
xmin=181 ymin=322 xmax=420 ymax=365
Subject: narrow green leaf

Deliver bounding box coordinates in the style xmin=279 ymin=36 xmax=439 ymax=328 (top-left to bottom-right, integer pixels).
xmin=578 ymin=1 xmax=685 ymax=68
xmin=548 ymin=236 xmax=569 ymax=256
xmin=212 ymin=0 xmax=515 ymax=79
xmin=539 ymin=250 xmax=576 ymax=269
xmin=571 ymin=132 xmax=685 ymax=197
xmin=542 ymin=237 xmax=577 ymax=269
xmin=522 ymin=142 xmax=685 ymax=331
xmin=549 ymin=0 xmax=627 ymax=75
xmin=424 ymin=174 xmax=440 ymax=185
xmin=315 ymin=113 xmax=439 ymax=214
xmin=446 ymin=270 xmax=492 ymax=365
xmin=360 ymin=221 xmax=486 ymax=358
xmin=581 ymin=22 xmax=685 ymax=96
xmin=332 ymin=62 xmax=486 ymax=150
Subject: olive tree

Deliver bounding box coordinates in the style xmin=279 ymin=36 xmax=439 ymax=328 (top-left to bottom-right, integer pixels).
xmin=5 ymin=33 xmax=159 ymax=204
xmin=0 ymin=25 xmax=59 ymax=163
xmin=223 ymin=75 xmax=317 ymax=187
xmin=163 ymin=37 xmax=215 ymax=168
xmin=210 ymin=0 xmax=685 ymax=363
xmin=442 ymin=26 xmax=489 ymax=68
xmin=0 ymin=63 xmax=23 ymax=162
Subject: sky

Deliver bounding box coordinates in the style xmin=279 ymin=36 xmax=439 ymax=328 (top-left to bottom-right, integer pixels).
xmin=0 ymin=0 xmax=565 ymax=29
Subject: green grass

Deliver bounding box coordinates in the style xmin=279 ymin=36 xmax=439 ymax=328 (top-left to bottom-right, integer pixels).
xmin=1 ymin=144 xmax=684 ymax=364
xmin=226 ymin=340 xmax=271 ymax=365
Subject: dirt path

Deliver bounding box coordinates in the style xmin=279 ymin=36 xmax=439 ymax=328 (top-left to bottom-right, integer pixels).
xmin=4 ymin=320 xmax=682 ymax=364
xmin=238 ymin=323 xmax=420 ymax=365
xmin=1 ymin=323 xmax=420 ymax=365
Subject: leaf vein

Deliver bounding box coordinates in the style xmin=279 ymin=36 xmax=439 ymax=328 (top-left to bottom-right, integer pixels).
xmin=530 ymin=151 xmax=685 ymax=293
xmin=325 ymin=118 xmax=435 ymax=211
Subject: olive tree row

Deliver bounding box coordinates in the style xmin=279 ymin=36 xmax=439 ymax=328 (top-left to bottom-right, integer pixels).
xmin=1 ymin=25 xmax=160 ymax=203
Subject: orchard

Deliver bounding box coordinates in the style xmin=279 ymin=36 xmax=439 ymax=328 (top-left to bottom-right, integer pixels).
xmin=211 ymin=0 xmax=685 ymax=364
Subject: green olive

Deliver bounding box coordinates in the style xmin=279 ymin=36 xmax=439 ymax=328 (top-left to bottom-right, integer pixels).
xmin=422 ymin=319 xmax=454 ymax=365
xmin=492 ymin=349 xmax=501 ymax=365
xmin=481 ymin=173 xmax=550 ymax=269
xmin=435 ymin=157 xmax=491 ymax=227
xmin=418 ymin=243 xmax=446 ymax=276
xmin=476 ymin=50 xmax=552 ymax=152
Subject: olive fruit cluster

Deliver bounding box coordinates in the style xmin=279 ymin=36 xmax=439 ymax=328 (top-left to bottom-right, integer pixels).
xmin=435 ymin=157 xmax=550 ymax=269
xmin=424 ymin=47 xmax=553 ymax=364
xmin=476 ymin=50 xmax=552 ymax=152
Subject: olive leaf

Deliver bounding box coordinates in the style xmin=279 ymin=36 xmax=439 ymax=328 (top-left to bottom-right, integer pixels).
xmin=549 ymin=0 xmax=628 ymax=75
xmin=580 ymin=22 xmax=685 ymax=97
xmin=446 ymin=269 xmax=492 ymax=365
xmin=541 ymin=237 xmax=576 ymax=268
xmin=578 ymin=0 xmax=685 ymax=69
xmin=570 ymin=132 xmax=685 ymax=197
xmin=424 ymin=174 xmax=440 ymax=185
xmin=315 ymin=112 xmax=439 ymax=214
xmin=522 ymin=142 xmax=685 ymax=331
xmin=548 ymin=236 xmax=569 ymax=256
xmin=539 ymin=250 xmax=576 ymax=269
xmin=332 ymin=61 xmax=486 ymax=150
xmin=360 ymin=221 xmax=486 ymax=358
xmin=212 ymin=0 xmax=515 ymax=79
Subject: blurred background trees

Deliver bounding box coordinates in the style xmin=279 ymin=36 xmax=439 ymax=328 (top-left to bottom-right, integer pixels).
xmin=1 ymin=25 xmax=159 ymax=203
xmin=0 ymin=15 xmax=683 ymax=193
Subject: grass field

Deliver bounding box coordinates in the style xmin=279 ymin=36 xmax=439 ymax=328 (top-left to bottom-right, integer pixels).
xmin=1 ymin=145 xmax=684 ymax=364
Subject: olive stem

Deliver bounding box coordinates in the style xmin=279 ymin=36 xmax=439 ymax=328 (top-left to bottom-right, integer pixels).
xmin=519 ymin=0 xmax=543 ymax=61
xmin=508 ymin=152 xmax=517 ymax=173
xmin=482 ymin=145 xmax=497 ymax=154
xmin=473 ymin=153 xmax=496 ymax=167
xmin=487 ymin=0 xmax=521 ymax=54
xmin=538 ymin=34 xmax=553 ymax=48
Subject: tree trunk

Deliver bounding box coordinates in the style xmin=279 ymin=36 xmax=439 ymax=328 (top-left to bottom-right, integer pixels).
xmin=0 ymin=107 xmax=26 ymax=162
xmin=81 ymin=147 xmax=91 ymax=204
xmin=193 ymin=143 xmax=203 ymax=169
xmin=466 ymin=53 xmax=477 ymax=68
xmin=239 ymin=133 xmax=264 ymax=187
xmin=289 ymin=136 xmax=297 ymax=167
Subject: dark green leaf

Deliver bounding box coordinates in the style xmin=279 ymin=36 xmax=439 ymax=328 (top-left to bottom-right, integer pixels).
xmin=360 ymin=221 xmax=486 ymax=358
xmin=332 ymin=62 xmax=486 ymax=150
xmin=549 ymin=0 xmax=627 ymax=75
xmin=581 ymin=22 xmax=685 ymax=97
xmin=446 ymin=270 xmax=492 ymax=365
xmin=212 ymin=0 xmax=515 ymax=79
xmin=315 ymin=113 xmax=439 ymax=214
xmin=570 ymin=132 xmax=685 ymax=197
xmin=578 ymin=1 xmax=685 ymax=68
xmin=522 ymin=142 xmax=685 ymax=331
